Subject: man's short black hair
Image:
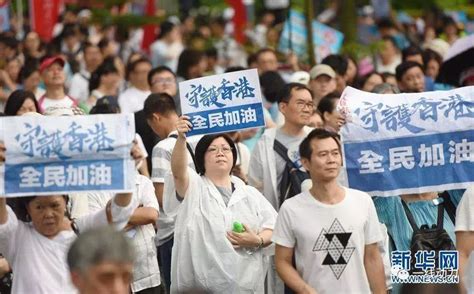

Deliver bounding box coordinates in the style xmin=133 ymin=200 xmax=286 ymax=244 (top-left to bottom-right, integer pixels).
xmin=377 ymin=18 xmax=396 ymax=30
xmin=381 ymin=36 xmax=399 ymax=50
xmin=260 ymin=71 xmax=285 ymax=103
xmin=126 ymin=57 xmax=151 ymax=81
xmin=277 ymin=82 xmax=312 ymax=104
xmin=147 ymin=66 xmax=176 ymax=87
xmin=317 ymin=92 xmax=340 ymax=119
xmin=255 ymin=48 xmax=277 ymax=61
xmin=395 ymin=61 xmax=423 ymax=81
xmin=321 ymin=54 xmax=348 ymax=76
xmin=299 ymin=128 xmax=341 ymax=161
xmin=143 ymin=93 xmax=177 ymax=120
xmin=402 ymin=45 xmax=423 ymax=62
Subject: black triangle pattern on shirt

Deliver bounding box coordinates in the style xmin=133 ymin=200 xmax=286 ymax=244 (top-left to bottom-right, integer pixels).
xmin=313 ymin=218 xmax=355 ymax=280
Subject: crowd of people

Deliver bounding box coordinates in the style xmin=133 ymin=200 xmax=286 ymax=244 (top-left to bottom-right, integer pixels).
xmin=0 ymin=1 xmax=473 ymax=294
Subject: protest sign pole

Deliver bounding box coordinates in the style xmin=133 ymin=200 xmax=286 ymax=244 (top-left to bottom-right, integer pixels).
xmin=305 ymin=0 xmax=316 ymax=66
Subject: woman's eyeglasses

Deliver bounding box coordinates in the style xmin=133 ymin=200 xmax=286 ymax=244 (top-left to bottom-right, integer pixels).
xmin=207 ymin=145 xmax=233 ymax=154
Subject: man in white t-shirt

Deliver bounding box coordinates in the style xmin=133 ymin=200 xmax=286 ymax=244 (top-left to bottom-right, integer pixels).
xmin=455 ymin=186 xmax=474 ymax=294
xmin=119 ymin=57 xmax=152 ymax=113
xmin=272 ymin=128 xmax=386 ymax=294
xmin=38 ymin=56 xmax=78 ymax=113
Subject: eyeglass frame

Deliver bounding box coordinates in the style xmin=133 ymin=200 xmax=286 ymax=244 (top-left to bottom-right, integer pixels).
xmin=206 ymin=145 xmax=234 ymax=154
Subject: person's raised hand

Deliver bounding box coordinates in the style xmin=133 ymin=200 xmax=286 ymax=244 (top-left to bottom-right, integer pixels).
xmin=175 ymin=116 xmax=192 ymax=139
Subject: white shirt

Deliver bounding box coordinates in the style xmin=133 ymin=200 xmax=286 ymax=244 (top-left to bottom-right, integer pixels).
xmin=164 ymin=169 xmax=277 ymax=293
xmin=0 ymin=200 xmax=134 ymax=294
xmin=87 ymin=175 xmax=161 ymax=293
xmin=118 ymin=87 xmax=151 ymax=114
xmin=150 ymin=40 xmax=183 ymax=72
xmin=272 ymin=188 xmax=383 ymax=294
xmin=68 ymin=70 xmax=91 ymax=102
xmin=39 ymin=95 xmax=77 ymax=113
xmin=455 ymin=186 xmax=474 ymax=293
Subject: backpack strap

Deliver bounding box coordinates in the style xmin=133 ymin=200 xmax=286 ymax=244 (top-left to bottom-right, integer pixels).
xmin=273 ymin=139 xmax=293 ymax=167
xmin=401 ymin=200 xmax=420 ymax=232
xmin=439 ymin=191 xmax=456 ymax=225
xmin=436 ymin=199 xmax=445 ymax=229
xmin=273 ymin=139 xmax=296 ymax=207
xmin=169 ymin=134 xmax=197 ymax=168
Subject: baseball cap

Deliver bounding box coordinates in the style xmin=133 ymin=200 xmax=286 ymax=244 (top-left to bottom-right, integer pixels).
xmin=39 ymin=56 xmax=65 ymax=73
xmin=309 ymin=64 xmax=336 ymax=80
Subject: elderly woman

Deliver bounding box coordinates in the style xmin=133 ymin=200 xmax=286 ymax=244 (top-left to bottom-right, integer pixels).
xmin=0 ymin=143 xmax=143 ymax=293
xmin=165 ymin=116 xmax=277 ymax=293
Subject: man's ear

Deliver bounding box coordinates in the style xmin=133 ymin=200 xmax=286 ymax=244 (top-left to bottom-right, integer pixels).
xmin=147 ymin=113 xmax=161 ymax=126
xmin=301 ymin=157 xmax=311 ymax=173
xmin=278 ymin=102 xmax=287 ymax=114
xmin=70 ymin=271 xmax=84 ymax=290
xmin=322 ymin=111 xmax=331 ymax=122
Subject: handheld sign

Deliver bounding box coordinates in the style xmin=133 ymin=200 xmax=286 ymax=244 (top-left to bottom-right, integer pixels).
xmin=339 ymin=86 xmax=474 ymax=196
xmin=0 ymin=114 xmax=136 ymax=196
xmin=179 ymin=69 xmax=265 ymax=136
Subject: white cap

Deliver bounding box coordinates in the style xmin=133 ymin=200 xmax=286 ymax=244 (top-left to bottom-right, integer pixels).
xmin=423 ymin=38 xmax=450 ymax=58
xmin=290 ymin=71 xmax=310 ymax=85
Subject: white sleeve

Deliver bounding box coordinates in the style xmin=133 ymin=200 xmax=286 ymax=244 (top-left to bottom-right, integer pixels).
xmin=364 ymin=195 xmax=383 ymax=245
xmin=118 ymin=93 xmax=131 ymax=114
xmin=455 ymin=186 xmax=474 ymax=231
xmin=135 ymin=133 xmax=148 ymax=158
xmin=138 ymin=176 xmax=159 ymax=210
xmin=163 ymin=167 xmax=201 ymax=218
xmin=75 ymin=209 xmax=109 ymax=232
xmin=68 ymin=75 xmax=83 ymax=101
xmin=248 ymin=138 xmax=265 ymax=193
xmin=271 ymin=202 xmax=296 ymax=248
xmin=0 ymin=206 xmax=19 ymax=260
xmin=253 ymin=187 xmax=277 ymax=230
xmin=110 ymin=196 xmax=136 ymax=230
xmin=87 ymin=192 xmax=111 ymax=212
xmin=77 ymin=195 xmax=135 ymax=232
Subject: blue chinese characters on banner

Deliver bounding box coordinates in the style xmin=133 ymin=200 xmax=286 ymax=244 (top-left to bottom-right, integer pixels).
xmin=340 ymin=86 xmax=474 ymax=196
xmin=179 ymin=69 xmax=265 ymax=136
xmin=0 ymin=114 xmax=136 ymax=196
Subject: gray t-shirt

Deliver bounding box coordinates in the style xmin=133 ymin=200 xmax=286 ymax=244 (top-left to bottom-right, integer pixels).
xmin=216 ymin=185 xmax=233 ymax=206
xmin=274 ymin=129 xmax=306 ymax=192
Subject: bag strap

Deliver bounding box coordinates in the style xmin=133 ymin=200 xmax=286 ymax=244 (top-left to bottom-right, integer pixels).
xmin=439 ymin=191 xmax=456 ymax=225
xmin=401 ymin=200 xmax=420 ymax=232
xmin=169 ymin=134 xmax=197 ymax=168
xmin=436 ymin=199 xmax=445 ymax=229
xmin=273 ymin=139 xmax=295 ymax=207
xmin=273 ymin=139 xmax=294 ymax=167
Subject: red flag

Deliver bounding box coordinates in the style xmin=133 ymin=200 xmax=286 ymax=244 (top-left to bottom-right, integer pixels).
xmin=141 ymin=0 xmax=157 ymax=54
xmin=226 ymin=0 xmax=247 ymax=44
xmin=30 ymin=0 xmax=62 ymax=42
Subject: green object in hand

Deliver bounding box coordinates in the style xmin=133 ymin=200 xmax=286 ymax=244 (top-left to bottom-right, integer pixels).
xmin=232 ymin=221 xmax=245 ymax=233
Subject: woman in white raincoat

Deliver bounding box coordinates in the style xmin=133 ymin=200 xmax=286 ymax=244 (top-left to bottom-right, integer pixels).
xmin=166 ymin=116 xmax=278 ymax=293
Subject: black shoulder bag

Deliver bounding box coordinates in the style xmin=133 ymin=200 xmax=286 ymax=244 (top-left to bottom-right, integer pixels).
xmin=273 ymin=139 xmax=310 ymax=208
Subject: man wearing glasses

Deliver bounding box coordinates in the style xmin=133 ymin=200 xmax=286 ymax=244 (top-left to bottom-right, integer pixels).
xmin=249 ymin=82 xmax=314 ymax=293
